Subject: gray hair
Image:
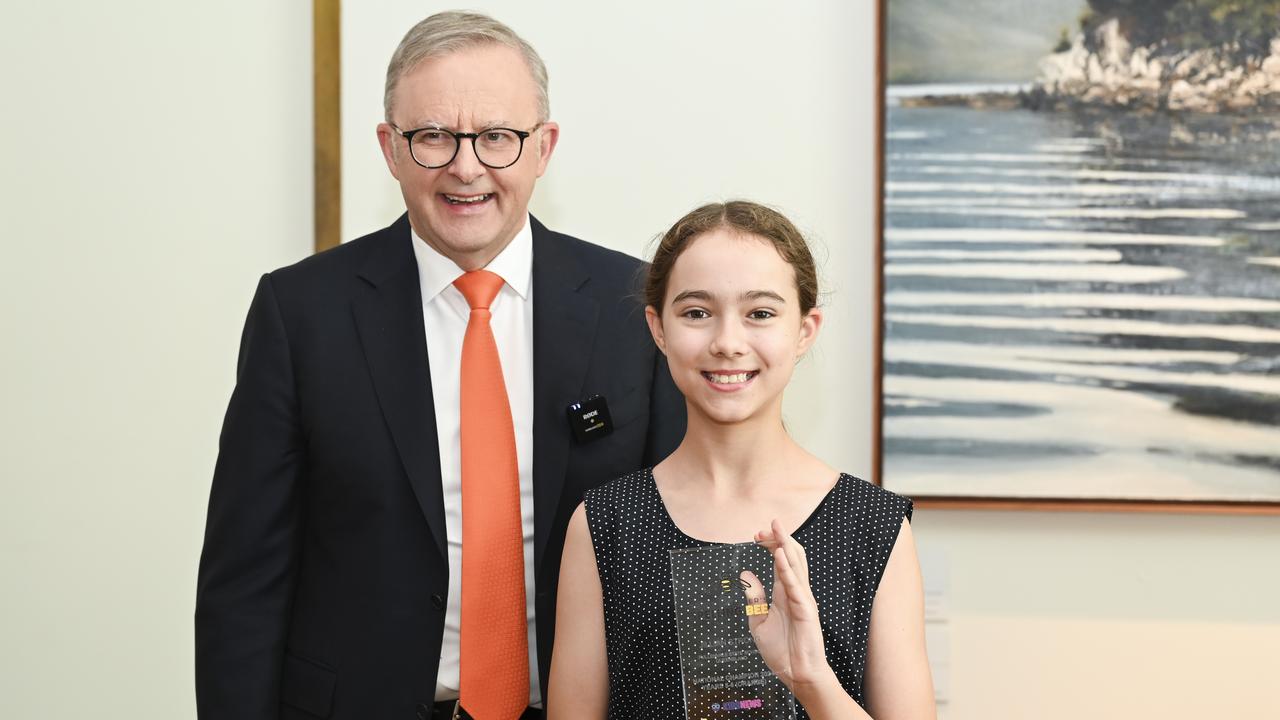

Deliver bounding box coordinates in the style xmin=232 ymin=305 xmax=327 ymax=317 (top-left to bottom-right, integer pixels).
xmin=384 ymin=11 xmax=550 ymax=123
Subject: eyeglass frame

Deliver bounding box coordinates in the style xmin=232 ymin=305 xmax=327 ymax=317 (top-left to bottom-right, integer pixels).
xmin=390 ymin=123 xmax=545 ymax=170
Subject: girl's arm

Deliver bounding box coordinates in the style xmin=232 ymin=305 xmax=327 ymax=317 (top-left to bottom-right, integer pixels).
xmin=546 ymin=503 xmax=610 ymax=720
xmin=862 ymin=518 xmax=936 ymax=720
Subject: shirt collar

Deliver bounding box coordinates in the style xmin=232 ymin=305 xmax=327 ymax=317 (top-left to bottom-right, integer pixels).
xmin=411 ymin=215 xmax=533 ymax=302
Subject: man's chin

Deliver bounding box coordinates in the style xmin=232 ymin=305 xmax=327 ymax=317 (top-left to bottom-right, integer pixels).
xmin=409 ymin=206 xmax=522 ymax=264
xmin=429 ymin=231 xmax=513 ymax=267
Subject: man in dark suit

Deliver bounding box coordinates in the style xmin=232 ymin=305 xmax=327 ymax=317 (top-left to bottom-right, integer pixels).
xmin=195 ymin=12 xmax=684 ymax=720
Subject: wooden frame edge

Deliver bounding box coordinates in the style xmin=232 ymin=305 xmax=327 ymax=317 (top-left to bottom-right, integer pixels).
xmin=873 ymin=0 xmax=888 ymax=494
xmin=314 ymin=0 xmax=341 ymax=253
xmin=914 ymin=497 xmax=1280 ymax=515
xmin=870 ymin=0 xmax=1280 ymax=516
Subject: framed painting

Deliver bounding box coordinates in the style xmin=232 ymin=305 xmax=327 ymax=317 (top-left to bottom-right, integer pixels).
xmin=874 ymin=0 xmax=1280 ymax=511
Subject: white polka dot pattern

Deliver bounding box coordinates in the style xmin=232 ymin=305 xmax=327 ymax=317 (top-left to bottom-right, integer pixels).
xmin=583 ymin=468 xmax=913 ymax=719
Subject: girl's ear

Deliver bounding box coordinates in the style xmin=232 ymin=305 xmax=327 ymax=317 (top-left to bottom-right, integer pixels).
xmin=797 ymin=307 xmax=822 ymax=358
xmin=645 ymin=305 xmax=667 ymax=354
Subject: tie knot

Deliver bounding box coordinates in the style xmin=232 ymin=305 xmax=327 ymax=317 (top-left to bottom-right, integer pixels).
xmin=453 ymin=270 xmax=505 ymax=311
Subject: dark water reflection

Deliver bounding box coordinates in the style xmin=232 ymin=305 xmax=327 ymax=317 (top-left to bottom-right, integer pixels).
xmin=882 ymin=99 xmax=1280 ymax=501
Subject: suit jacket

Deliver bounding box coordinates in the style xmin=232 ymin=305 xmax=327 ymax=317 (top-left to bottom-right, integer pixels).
xmin=195 ymin=214 xmax=685 ymax=719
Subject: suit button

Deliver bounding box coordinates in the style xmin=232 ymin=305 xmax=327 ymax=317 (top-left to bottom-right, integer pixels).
xmin=416 ymin=702 xmax=430 ymax=720
xmin=430 ymin=594 xmax=445 ymax=611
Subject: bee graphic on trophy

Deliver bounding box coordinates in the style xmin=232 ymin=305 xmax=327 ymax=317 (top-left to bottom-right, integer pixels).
xmin=719 ymin=573 xmax=769 ymax=617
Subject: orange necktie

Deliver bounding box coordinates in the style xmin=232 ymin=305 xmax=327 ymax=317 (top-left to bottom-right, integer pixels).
xmin=454 ymin=270 xmax=529 ymax=720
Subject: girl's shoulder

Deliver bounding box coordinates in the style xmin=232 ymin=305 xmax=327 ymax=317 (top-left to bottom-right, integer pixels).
xmin=582 ymin=467 xmax=672 ymax=558
xmin=830 ymin=473 xmax=914 ymax=524
xmin=584 ymin=466 xmax=654 ymax=509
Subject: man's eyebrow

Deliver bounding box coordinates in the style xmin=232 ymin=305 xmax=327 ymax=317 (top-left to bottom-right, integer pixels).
xmin=405 ymin=119 xmax=513 ymax=130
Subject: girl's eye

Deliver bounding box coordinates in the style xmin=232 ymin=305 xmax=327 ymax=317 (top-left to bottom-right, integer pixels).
xmin=749 ymin=310 xmax=775 ymax=320
xmin=682 ymin=308 xmax=710 ymax=320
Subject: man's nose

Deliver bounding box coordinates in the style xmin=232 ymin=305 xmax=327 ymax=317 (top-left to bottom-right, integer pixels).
xmin=447 ymin=138 xmax=486 ymax=183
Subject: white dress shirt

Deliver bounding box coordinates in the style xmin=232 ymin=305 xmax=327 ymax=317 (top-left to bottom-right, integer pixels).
xmin=410 ymin=218 xmax=539 ymax=706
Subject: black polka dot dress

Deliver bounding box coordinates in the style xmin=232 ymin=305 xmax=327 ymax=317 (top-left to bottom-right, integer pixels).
xmin=583 ymin=468 xmax=913 ymax=719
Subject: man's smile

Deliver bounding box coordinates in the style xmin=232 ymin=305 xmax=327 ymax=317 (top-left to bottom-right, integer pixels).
xmin=442 ymin=192 xmax=493 ymax=204
xmin=439 ymin=192 xmax=496 ymax=214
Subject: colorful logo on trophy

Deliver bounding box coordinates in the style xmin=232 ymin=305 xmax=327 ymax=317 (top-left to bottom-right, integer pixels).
xmin=711 ymin=698 xmax=764 ymax=711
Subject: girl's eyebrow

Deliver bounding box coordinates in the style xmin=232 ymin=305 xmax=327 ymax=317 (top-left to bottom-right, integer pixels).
xmin=671 ymin=289 xmax=786 ymax=304
xmin=671 ymin=289 xmax=711 ymax=304
xmin=742 ymin=290 xmax=786 ymax=303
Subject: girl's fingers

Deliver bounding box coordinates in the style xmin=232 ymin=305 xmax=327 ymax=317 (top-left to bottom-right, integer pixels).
xmin=771 ymin=519 xmax=809 ymax=585
xmin=774 ymin=546 xmax=807 ymax=603
xmin=739 ymin=570 xmax=768 ymax=631
xmin=774 ymin=546 xmax=801 ymax=589
xmin=775 ymin=546 xmax=820 ymax=623
xmin=755 ymin=528 xmax=780 ymax=551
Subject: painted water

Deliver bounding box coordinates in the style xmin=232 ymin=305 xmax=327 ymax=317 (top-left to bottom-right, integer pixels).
xmin=882 ymin=88 xmax=1280 ymax=501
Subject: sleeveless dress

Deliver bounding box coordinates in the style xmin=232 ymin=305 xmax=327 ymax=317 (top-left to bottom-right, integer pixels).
xmin=583 ymin=467 xmax=912 ymax=720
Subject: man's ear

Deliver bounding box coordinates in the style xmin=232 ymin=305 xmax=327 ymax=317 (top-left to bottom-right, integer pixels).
xmin=376 ymin=123 xmax=401 ymax=180
xmin=645 ymin=305 xmax=666 ymax=355
xmin=533 ymin=121 xmax=560 ymax=177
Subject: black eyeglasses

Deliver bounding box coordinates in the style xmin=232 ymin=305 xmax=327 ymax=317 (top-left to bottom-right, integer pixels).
xmin=391 ymin=123 xmax=543 ymax=169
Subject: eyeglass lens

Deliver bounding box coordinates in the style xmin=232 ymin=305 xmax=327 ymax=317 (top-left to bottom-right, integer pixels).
xmin=411 ymin=129 xmax=524 ymax=169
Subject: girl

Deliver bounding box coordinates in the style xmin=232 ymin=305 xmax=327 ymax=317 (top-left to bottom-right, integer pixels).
xmin=548 ymin=202 xmax=935 ymax=719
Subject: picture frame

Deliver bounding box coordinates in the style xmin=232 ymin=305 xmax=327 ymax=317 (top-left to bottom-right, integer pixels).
xmin=873 ymin=0 xmax=1280 ymax=513
xmin=314 ymin=0 xmax=341 ymax=254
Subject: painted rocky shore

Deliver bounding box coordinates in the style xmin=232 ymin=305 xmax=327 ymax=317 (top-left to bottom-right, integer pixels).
xmin=1025 ymin=18 xmax=1280 ymax=113
xmin=900 ymin=1 xmax=1280 ymax=115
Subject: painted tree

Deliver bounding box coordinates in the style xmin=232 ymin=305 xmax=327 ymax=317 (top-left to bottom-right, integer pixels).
xmin=1081 ymin=0 xmax=1280 ymax=55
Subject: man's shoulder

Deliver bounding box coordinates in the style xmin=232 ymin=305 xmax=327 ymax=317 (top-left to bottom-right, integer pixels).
xmin=534 ymin=219 xmax=645 ymax=276
xmin=266 ymin=216 xmax=409 ymax=298
xmin=532 ymin=217 xmax=650 ymax=310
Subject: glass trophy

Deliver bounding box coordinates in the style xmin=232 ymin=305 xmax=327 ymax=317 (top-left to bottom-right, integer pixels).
xmin=669 ymin=542 xmax=796 ymax=720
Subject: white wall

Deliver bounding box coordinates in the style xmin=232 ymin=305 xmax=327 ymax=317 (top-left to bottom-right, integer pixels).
xmin=2 ymin=2 xmax=1276 ymax=718
xmin=0 ymin=1 xmax=313 ymax=717
xmin=342 ymin=4 xmax=1279 ymax=720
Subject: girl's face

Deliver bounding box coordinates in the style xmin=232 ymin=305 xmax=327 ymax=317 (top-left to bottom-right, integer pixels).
xmin=646 ymin=228 xmax=821 ymax=427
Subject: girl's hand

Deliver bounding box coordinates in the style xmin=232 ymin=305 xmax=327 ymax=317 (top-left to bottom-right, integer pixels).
xmin=740 ymin=519 xmax=835 ymax=692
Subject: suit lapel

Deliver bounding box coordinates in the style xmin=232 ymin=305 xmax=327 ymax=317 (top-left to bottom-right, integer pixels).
xmin=530 ymin=217 xmax=599 ymax=576
xmin=352 ymin=215 xmax=448 ymax=561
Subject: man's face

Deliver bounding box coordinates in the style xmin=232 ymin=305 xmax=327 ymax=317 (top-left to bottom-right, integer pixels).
xmin=377 ymin=44 xmax=559 ymax=269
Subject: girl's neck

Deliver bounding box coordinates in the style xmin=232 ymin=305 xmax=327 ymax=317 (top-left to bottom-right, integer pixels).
xmin=664 ymin=403 xmax=810 ymax=496
xmin=653 ymin=402 xmax=839 ymax=543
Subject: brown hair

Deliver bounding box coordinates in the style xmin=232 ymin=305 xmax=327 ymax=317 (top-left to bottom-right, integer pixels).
xmin=645 ymin=201 xmax=819 ymax=315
